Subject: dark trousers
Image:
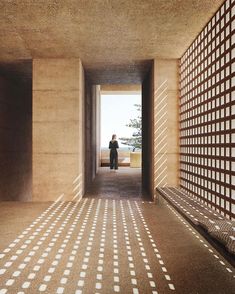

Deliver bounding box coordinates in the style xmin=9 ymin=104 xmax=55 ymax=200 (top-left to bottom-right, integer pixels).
xmin=110 ymin=149 xmax=118 ymax=169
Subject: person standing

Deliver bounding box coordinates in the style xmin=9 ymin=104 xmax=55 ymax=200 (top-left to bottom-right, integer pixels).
xmin=109 ymin=134 xmax=119 ymax=170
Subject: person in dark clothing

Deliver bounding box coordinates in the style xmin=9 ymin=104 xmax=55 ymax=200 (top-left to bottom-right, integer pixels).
xmin=109 ymin=134 xmax=119 ymax=170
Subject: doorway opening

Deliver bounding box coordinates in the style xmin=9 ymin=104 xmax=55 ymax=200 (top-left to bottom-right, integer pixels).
xmin=100 ymin=86 xmax=142 ymax=169
xmin=85 ymin=84 xmax=146 ymax=200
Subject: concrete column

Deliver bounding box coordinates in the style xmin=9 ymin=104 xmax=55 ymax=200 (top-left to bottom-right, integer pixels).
xmin=153 ymin=59 xmax=179 ymax=193
xmin=33 ymin=59 xmax=85 ymax=201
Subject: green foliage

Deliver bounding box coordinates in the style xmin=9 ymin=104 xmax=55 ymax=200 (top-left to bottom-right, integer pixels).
xmin=119 ymin=104 xmax=142 ymax=151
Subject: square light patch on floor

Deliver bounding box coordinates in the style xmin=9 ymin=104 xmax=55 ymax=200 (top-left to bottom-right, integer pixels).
xmin=114 ymin=285 xmax=120 ymax=292
xmin=96 ymin=282 xmax=102 ymax=289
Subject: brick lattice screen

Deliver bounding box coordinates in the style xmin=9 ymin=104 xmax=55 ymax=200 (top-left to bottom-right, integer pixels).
xmin=179 ymin=0 xmax=235 ymax=219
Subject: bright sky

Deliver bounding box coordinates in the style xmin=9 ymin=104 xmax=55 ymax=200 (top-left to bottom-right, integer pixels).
xmin=101 ymin=93 xmax=141 ymax=148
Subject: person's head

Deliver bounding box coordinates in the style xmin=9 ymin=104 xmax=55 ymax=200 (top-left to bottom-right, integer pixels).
xmin=112 ymin=134 xmax=117 ymax=140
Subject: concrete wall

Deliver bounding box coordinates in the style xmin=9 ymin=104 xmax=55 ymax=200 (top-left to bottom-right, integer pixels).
xmin=85 ymin=78 xmax=92 ymax=188
xmin=101 ymin=84 xmax=141 ymax=94
xmin=0 ymin=68 xmax=32 ymax=201
xmin=142 ymin=59 xmax=179 ymax=199
xmin=84 ymin=81 xmax=100 ymax=188
xmin=153 ymin=59 xmax=179 ymax=192
xmin=142 ymin=63 xmax=154 ymax=197
xmin=85 ymin=83 xmax=101 ymax=188
xmin=95 ymin=86 xmax=101 ymax=171
xmin=33 ymin=59 xmax=85 ymax=201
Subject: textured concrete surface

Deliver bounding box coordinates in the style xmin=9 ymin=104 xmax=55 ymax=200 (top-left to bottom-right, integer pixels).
xmin=85 ymin=82 xmax=98 ymax=188
xmin=0 ymin=65 xmax=32 ymax=201
xmin=86 ymin=167 xmax=146 ymax=200
xmin=33 ymin=59 xmax=85 ymax=201
xmin=142 ymin=59 xmax=179 ymax=199
xmin=0 ymin=0 xmax=224 ymax=83
xmin=101 ymin=84 xmax=141 ymax=94
xmin=153 ymin=59 xmax=179 ymax=190
xmin=142 ymin=63 xmax=154 ymax=197
xmin=0 ymin=168 xmax=234 ymax=293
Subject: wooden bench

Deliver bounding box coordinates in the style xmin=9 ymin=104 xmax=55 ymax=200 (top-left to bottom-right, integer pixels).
xmin=156 ymin=187 xmax=235 ymax=256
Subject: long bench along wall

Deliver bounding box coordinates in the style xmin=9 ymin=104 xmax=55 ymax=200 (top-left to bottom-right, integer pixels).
xmin=179 ymin=0 xmax=235 ymax=219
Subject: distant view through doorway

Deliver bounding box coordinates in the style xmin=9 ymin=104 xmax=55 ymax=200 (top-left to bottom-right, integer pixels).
xmin=100 ymin=87 xmax=142 ymax=170
xmin=83 ymin=85 xmax=147 ymax=200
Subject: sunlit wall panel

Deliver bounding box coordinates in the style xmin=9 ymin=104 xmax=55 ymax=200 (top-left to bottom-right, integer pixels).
xmin=179 ymin=0 xmax=235 ymax=219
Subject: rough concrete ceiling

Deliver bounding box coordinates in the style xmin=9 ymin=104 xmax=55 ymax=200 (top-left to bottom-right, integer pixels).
xmin=0 ymin=0 xmax=224 ymax=84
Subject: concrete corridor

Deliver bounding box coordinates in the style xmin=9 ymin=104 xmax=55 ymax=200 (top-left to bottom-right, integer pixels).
xmin=0 ymin=168 xmax=234 ymax=294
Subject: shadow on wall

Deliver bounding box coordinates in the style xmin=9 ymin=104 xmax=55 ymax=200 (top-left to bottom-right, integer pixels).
xmin=154 ymin=79 xmax=168 ymax=188
xmin=0 ymin=63 xmax=32 ymax=201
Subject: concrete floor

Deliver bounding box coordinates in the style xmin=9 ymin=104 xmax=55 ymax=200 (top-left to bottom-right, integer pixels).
xmin=85 ymin=167 xmax=147 ymax=200
xmin=0 ymin=167 xmax=234 ymax=293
